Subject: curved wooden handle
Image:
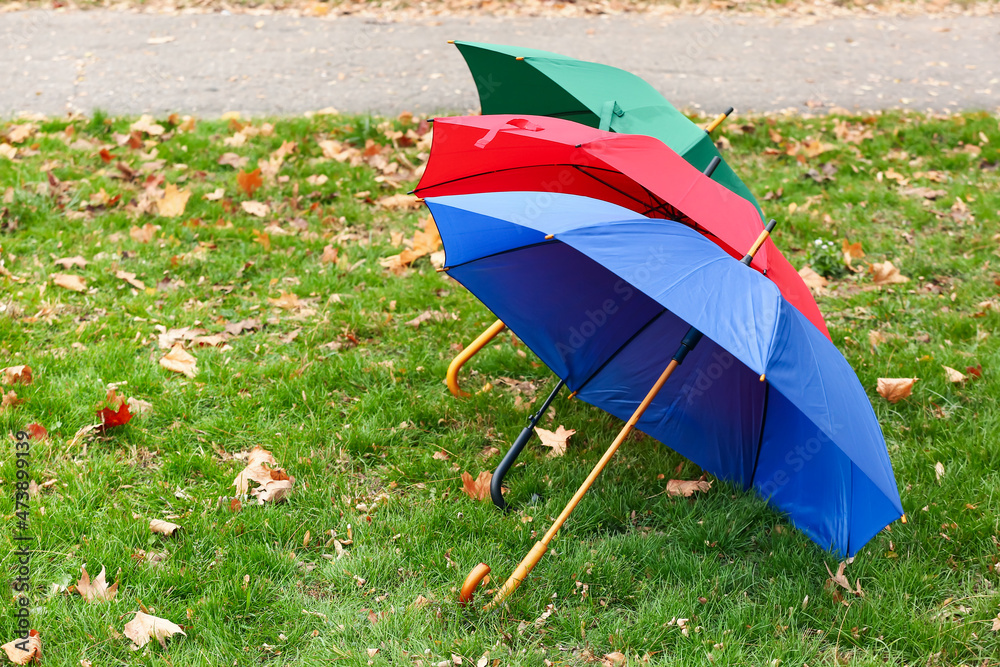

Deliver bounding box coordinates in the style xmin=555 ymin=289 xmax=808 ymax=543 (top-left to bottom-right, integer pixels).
xmin=446 ymin=320 xmax=507 ymax=398
xmin=458 ymin=563 xmax=491 ymax=607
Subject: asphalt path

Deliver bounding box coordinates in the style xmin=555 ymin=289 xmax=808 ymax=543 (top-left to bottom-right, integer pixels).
xmin=2 ymin=9 xmax=998 ymax=117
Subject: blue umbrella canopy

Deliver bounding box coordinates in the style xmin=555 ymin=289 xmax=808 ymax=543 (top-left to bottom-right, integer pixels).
xmin=426 ymin=191 xmax=903 ymax=557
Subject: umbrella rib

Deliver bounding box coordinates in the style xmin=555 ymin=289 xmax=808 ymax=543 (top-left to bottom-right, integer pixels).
xmin=571 ymin=307 xmax=668 ymax=396
xmin=415 ymin=164 xmax=636 ymax=196
xmin=570 ymin=165 xmax=665 ymax=214
xmin=443 ymin=239 xmax=557 ymax=273
xmin=748 ymin=381 xmax=770 ymax=490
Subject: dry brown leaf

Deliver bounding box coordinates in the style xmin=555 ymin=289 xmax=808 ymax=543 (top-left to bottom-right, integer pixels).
xmin=218 ymin=152 xmax=248 ymax=169
xmin=942 ymin=365 xmax=966 ymax=384
xmin=123 ymin=611 xmax=186 ymax=649
xmin=603 ymin=652 xmax=627 ymax=666
xmin=825 ymin=561 xmax=863 ymax=597
xmin=159 ymin=345 xmax=197 ymax=378
xmin=460 ymin=471 xmax=493 ymax=501
xmin=157 ymin=183 xmax=191 ymax=218
xmin=241 ymin=200 xmax=270 ymax=217
xmin=130 ymin=223 xmax=160 ymax=243
xmin=116 ymin=270 xmax=146 ymax=290
xmin=432 ymin=450 xmax=450 ymax=460
xmin=54 ymin=255 xmax=88 ymax=269
xmin=868 ymin=330 xmax=887 ymax=349
xmin=320 ymin=245 xmax=339 ymax=264
xmin=798 ymin=265 xmax=828 ymax=290
xmin=150 ymin=519 xmax=181 ymax=536
xmin=935 ymin=461 xmax=946 ymax=483
xmin=71 ymin=565 xmax=120 ymax=603
xmin=127 ymin=397 xmax=154 ymax=416
xmin=52 ymin=273 xmax=86 ymax=292
xmin=268 ymin=292 xmax=301 ymax=310
xmin=991 ymin=616 xmax=1000 ymax=632
xmin=377 ymin=193 xmax=421 ymax=210
xmin=232 ymin=446 xmax=295 ymax=503
xmin=869 ymin=261 xmax=909 ymax=286
xmin=1 ymin=390 xmax=24 ymax=411
xmin=877 ymin=378 xmax=918 ymax=403
xmin=130 ymin=115 xmax=164 ymax=136
xmin=534 ymin=425 xmax=576 ymax=458
xmin=2 ymin=630 xmax=41 ymax=664
xmin=191 ymin=334 xmax=229 ymax=348
xmin=665 ymin=479 xmax=712 ymax=497
xmin=1 ymin=365 xmax=32 ymax=385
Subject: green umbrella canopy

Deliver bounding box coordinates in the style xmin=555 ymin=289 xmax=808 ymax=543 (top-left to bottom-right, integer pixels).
xmin=453 ymin=40 xmax=763 ymax=218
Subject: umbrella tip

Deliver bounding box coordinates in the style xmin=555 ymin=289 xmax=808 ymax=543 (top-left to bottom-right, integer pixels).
xmin=901 ymin=514 xmax=907 ymax=524
xmin=447 ymin=40 xmax=455 ymax=44
xmin=544 ymin=234 xmax=554 ymax=240
xmin=759 ymin=374 xmax=766 ymax=382
xmin=515 ymin=56 xmax=525 ymax=61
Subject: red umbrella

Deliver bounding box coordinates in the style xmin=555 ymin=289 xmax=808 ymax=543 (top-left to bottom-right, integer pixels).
xmin=414 ymin=114 xmax=829 ymax=339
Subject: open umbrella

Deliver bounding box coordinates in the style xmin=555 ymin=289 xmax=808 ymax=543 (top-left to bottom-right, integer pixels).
xmin=450 ymin=40 xmax=759 ymax=216
xmin=416 ymin=114 xmax=831 ymax=509
xmin=425 ymin=191 xmax=903 ymax=608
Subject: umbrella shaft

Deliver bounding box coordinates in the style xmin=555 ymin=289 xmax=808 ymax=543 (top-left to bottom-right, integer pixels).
xmin=540 ymin=358 xmax=680 ymax=546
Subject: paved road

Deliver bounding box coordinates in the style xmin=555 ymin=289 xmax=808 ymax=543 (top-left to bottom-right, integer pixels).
xmin=2 ymin=9 xmax=998 ymax=117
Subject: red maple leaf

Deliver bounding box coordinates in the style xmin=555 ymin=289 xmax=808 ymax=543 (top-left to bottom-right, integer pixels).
xmin=98 ymin=400 xmax=132 ymax=429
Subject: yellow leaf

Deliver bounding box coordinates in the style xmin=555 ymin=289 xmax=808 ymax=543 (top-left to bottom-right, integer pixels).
xmin=157 ymin=183 xmax=191 ymax=218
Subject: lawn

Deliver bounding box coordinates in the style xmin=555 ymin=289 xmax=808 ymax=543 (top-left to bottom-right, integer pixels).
xmin=1 ymin=107 xmax=999 ymax=666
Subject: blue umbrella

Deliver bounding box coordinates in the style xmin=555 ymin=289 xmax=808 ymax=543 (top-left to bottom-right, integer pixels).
xmin=426 ymin=192 xmax=903 ymax=609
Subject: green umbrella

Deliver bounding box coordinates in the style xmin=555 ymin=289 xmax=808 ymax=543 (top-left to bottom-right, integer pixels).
xmin=452 ymin=40 xmax=762 ymax=218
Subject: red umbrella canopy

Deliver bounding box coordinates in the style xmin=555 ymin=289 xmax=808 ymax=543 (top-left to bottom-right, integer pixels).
xmin=415 ymin=114 xmax=830 ymax=339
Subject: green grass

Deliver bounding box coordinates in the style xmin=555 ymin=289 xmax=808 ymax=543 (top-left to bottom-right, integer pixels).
xmin=1 ymin=108 xmax=999 ymax=666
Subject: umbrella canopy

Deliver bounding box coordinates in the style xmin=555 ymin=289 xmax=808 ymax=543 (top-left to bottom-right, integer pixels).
xmin=415 ymin=114 xmax=830 ymax=339
xmin=452 ymin=40 xmax=762 ymax=218
xmin=426 ymin=191 xmax=903 ymax=557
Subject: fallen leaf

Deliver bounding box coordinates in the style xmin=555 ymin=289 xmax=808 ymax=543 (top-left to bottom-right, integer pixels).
xmin=935 ymin=461 xmax=946 ymax=483
xmin=71 ymin=565 xmax=120 ymax=602
xmin=842 ymin=239 xmax=865 ymax=268
xmin=98 ymin=388 xmax=133 ymax=429
xmin=1 ymin=630 xmax=41 ymax=664
xmin=869 ymin=261 xmax=909 ymax=286
xmin=825 ymin=561 xmax=863 ymax=597
xmin=127 ymin=397 xmax=154 ymax=416
xmin=942 ymin=365 xmax=966 ymax=384
xmin=534 ymin=425 xmax=576 ymax=457
xmin=268 ymin=292 xmax=301 ymax=310
xmin=115 ymin=270 xmax=146 ymax=290
xmin=1 ymin=390 xmax=25 ymax=411
xmin=320 ymin=245 xmax=339 ymax=264
xmin=603 ymin=652 xmax=627 ymax=666
xmin=798 ymin=265 xmax=829 ymax=290
xmin=130 ymin=115 xmax=164 ymax=136
xmin=991 ymin=616 xmax=1000 ymax=632
xmin=25 ymin=423 xmax=48 ymax=440
xmin=868 ymin=330 xmax=887 ymax=349
xmin=237 ymin=168 xmax=263 ymax=196
xmin=665 ymin=479 xmax=712 ymax=497
xmin=306 ymin=174 xmax=328 ymax=186
xmin=218 ymin=152 xmax=248 ymax=169
xmin=54 ymin=255 xmax=87 ymax=269
xmin=123 ymin=610 xmax=186 ymax=649
xmin=432 ymin=450 xmax=450 ymax=460
xmin=232 ymin=446 xmax=295 ymax=502
xmin=203 ymin=188 xmax=225 ymax=201
xmin=877 ymin=378 xmax=918 ymax=403
xmin=156 ymin=183 xmax=191 ymax=218
xmin=149 ymin=519 xmax=181 ymax=536
xmin=130 ymin=223 xmax=160 ymax=243
xmin=52 ymin=273 xmax=86 ymax=292
xmin=377 ymin=193 xmax=421 ymax=210
xmin=1 ymin=365 xmax=32 ymax=385
xmin=159 ymin=345 xmax=198 ymax=378
xmin=965 ymin=364 xmax=982 ymax=378
xmin=241 ymin=200 xmax=270 ymax=217
xmin=460 ymin=471 xmax=493 ymax=501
